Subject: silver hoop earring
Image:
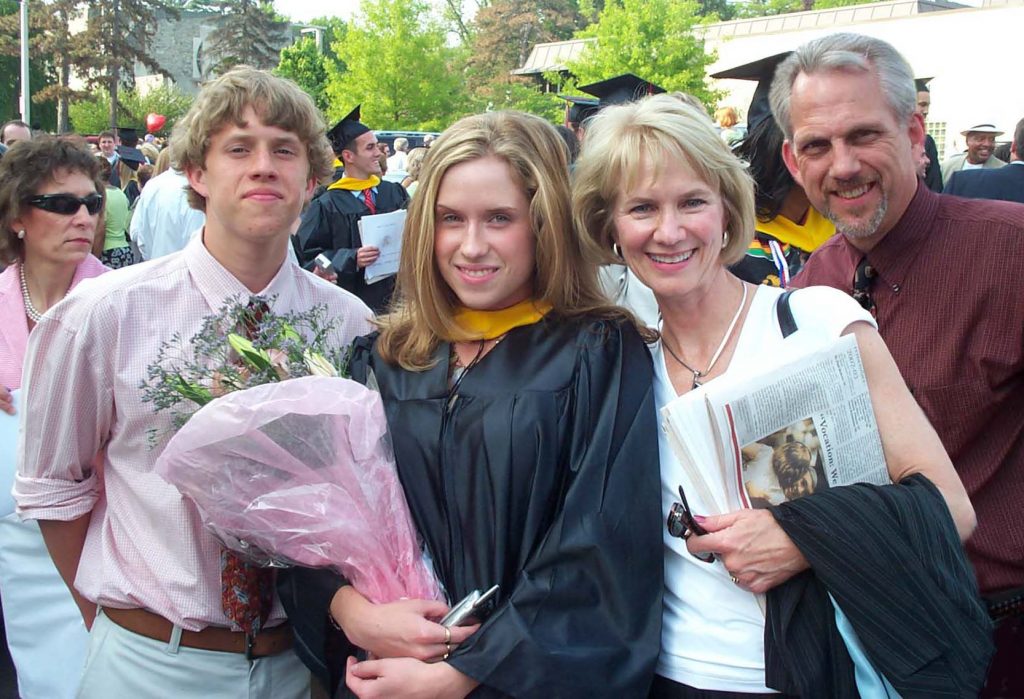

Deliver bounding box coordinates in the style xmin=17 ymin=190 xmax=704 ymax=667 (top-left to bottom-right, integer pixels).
xmin=721 ymin=231 xmax=730 ymax=250
xmin=17 ymin=229 xmax=25 ymax=240
xmin=612 ymin=243 xmax=623 ymax=260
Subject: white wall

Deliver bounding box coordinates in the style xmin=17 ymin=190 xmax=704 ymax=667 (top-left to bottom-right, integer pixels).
xmin=707 ymin=2 xmax=1024 ymax=159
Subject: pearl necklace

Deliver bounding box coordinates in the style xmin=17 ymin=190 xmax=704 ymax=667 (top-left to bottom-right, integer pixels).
xmin=662 ymin=281 xmax=749 ymax=390
xmin=19 ymin=263 xmax=61 ymax=325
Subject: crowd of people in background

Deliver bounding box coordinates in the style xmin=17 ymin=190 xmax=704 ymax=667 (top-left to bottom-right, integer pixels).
xmin=0 ymin=28 xmax=1022 ymax=699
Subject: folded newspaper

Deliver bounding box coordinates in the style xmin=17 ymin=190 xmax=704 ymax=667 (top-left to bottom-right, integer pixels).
xmin=662 ymin=334 xmax=890 ymax=515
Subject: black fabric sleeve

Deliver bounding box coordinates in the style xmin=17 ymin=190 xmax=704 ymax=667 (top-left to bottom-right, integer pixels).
xmin=924 ymin=136 xmax=943 ymax=193
xmin=446 ymin=321 xmax=664 ymax=698
xmin=278 ymin=566 xmax=352 ymax=694
xmin=278 ymin=334 xmax=377 ymax=696
xmin=765 ymin=474 xmax=993 ymax=698
xmin=295 ymin=196 xmax=360 ymax=289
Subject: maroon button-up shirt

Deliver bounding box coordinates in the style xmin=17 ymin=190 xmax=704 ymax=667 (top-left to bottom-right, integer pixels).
xmin=792 ymin=182 xmax=1024 ymax=594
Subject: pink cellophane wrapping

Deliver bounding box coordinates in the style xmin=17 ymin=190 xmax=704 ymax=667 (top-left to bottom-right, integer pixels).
xmin=154 ymin=375 xmax=442 ymax=604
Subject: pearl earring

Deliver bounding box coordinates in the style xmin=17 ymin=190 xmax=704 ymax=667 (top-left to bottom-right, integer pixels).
xmin=17 ymin=229 xmax=25 ymax=240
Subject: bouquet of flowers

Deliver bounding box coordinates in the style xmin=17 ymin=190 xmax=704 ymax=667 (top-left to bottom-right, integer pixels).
xmin=142 ymin=296 xmax=442 ymax=604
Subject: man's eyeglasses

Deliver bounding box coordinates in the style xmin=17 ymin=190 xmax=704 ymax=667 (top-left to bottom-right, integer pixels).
xmin=28 ymin=193 xmax=103 ymax=216
xmin=667 ymin=485 xmax=715 ymax=563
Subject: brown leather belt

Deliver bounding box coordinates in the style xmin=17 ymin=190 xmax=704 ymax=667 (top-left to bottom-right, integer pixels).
xmin=103 ymin=607 xmax=293 ymax=658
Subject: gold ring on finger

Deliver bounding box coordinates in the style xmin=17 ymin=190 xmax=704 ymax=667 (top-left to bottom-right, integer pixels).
xmin=444 ymin=626 xmax=451 ymax=644
xmin=730 ymin=575 xmax=739 ymax=585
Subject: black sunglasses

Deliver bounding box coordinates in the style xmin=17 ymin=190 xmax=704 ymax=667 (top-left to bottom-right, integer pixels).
xmin=667 ymin=485 xmax=715 ymax=563
xmin=28 ymin=193 xmax=104 ymax=216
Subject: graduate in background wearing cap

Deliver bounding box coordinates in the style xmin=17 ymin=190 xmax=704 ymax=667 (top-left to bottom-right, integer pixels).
xmin=561 ymin=96 xmax=598 ymax=143
xmin=560 ymin=74 xmax=665 ymax=144
xmin=114 ymin=126 xmax=147 ymax=207
xmin=295 ymin=106 xmax=410 ymax=313
xmin=567 ymin=74 xmax=666 ymax=328
xmin=714 ymin=52 xmax=835 ymax=288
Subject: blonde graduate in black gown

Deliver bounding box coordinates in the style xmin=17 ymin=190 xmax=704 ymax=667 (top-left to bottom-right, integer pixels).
xmin=281 ymin=110 xmax=663 ymax=699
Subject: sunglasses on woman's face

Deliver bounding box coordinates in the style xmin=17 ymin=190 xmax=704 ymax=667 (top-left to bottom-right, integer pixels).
xmin=28 ymin=193 xmax=104 ymax=216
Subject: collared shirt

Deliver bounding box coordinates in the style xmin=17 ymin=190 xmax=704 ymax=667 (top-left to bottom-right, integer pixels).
xmin=129 ymin=170 xmax=206 ymax=260
xmin=350 ymin=186 xmax=378 ymax=206
xmin=791 ymin=182 xmax=1024 ymax=593
xmin=14 ymin=236 xmax=374 ymax=630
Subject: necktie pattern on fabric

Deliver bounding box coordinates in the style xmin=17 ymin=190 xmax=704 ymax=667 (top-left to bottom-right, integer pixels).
xmin=851 ymin=257 xmax=877 ymax=316
xmin=363 ymin=188 xmax=376 ymax=214
xmin=220 ymin=298 xmax=274 ymax=636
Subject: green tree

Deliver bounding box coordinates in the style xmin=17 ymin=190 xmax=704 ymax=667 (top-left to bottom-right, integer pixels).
xmin=305 ymin=15 xmax=348 ymax=69
xmin=324 ymin=0 xmax=465 ymax=130
xmin=568 ymin=0 xmax=719 ymax=106
xmin=275 ymin=35 xmax=331 ymax=113
xmin=203 ymin=0 xmax=289 ymax=73
xmin=0 ymin=0 xmax=58 ymax=131
xmin=70 ymin=84 xmax=193 ymax=135
xmin=467 ymin=0 xmax=579 ymax=88
xmin=0 ymin=0 xmax=97 ymax=132
xmin=77 ymin=0 xmax=179 ymax=129
xmin=735 ymin=0 xmax=872 ymax=18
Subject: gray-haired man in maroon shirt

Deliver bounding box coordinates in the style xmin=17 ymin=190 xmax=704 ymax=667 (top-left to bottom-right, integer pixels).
xmin=771 ymin=32 xmax=1024 ymax=696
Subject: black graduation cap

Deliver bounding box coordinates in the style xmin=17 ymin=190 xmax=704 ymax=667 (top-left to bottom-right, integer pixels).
xmin=116 ymin=145 xmax=147 ymax=169
xmin=710 ymin=52 xmax=792 ymax=133
xmin=116 ymin=126 xmax=140 ymax=148
xmin=559 ymin=95 xmax=600 ymax=125
xmin=914 ymin=77 xmax=933 ymax=93
xmin=576 ymin=73 xmax=665 ymax=108
xmin=327 ymin=105 xmax=370 ymax=153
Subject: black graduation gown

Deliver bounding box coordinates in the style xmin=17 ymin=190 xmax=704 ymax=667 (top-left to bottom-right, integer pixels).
xmin=279 ymin=314 xmax=663 ymax=698
xmin=295 ymin=180 xmax=409 ymax=313
xmin=924 ymin=134 xmax=943 ymax=193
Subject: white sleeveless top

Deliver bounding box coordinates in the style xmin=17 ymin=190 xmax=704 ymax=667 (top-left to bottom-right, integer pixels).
xmin=654 ymin=284 xmax=875 ymax=692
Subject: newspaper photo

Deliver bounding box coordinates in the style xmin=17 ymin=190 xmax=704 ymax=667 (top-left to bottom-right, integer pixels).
xmin=662 ymin=333 xmax=890 ymax=514
xmin=738 ymin=418 xmax=827 ymax=509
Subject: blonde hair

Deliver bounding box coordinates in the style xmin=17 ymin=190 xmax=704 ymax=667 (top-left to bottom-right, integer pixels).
xmin=169 ymin=66 xmax=334 ymax=212
xmin=573 ymin=94 xmax=755 ymax=268
xmin=405 ymin=147 xmax=428 ymax=182
xmin=715 ymin=106 xmax=739 ymax=128
xmin=153 ymin=147 xmax=173 ymax=176
xmin=117 ymin=160 xmax=139 ymax=191
xmin=376 ymin=110 xmax=641 ymax=371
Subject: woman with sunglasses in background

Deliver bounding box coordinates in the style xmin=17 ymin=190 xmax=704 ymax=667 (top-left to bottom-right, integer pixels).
xmin=0 ymin=137 xmax=107 ymax=699
xmin=573 ymin=95 xmax=990 ymax=697
xmin=281 ymin=111 xmax=663 ymax=698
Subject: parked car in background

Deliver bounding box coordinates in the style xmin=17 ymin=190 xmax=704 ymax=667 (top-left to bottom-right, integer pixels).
xmin=375 ymin=130 xmax=440 ymax=183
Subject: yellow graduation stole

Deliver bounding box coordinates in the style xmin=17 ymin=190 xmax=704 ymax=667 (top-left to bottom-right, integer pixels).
xmin=452 ymin=300 xmax=554 ymax=340
xmin=328 ymin=175 xmax=382 ymax=192
xmin=757 ymin=207 xmax=835 ymax=253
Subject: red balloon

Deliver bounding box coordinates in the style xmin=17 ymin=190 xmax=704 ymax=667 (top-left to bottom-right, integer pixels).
xmin=146 ymin=113 xmax=166 ymax=134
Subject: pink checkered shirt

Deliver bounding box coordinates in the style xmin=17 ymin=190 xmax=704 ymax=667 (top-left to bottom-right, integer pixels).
xmin=14 ymin=235 xmax=374 ymax=631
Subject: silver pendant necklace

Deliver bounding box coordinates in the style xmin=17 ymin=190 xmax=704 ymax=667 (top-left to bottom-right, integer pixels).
xmin=663 ymin=282 xmax=749 ymax=389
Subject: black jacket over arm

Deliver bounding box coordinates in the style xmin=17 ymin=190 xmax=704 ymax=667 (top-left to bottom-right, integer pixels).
xmin=281 ymin=315 xmax=664 ymax=698
xmin=765 ymin=474 xmax=994 ymax=698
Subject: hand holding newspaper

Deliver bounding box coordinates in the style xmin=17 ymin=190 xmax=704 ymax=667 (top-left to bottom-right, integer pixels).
xmin=662 ymin=334 xmax=890 ymax=515
xmin=359 ymin=209 xmax=407 ymax=284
